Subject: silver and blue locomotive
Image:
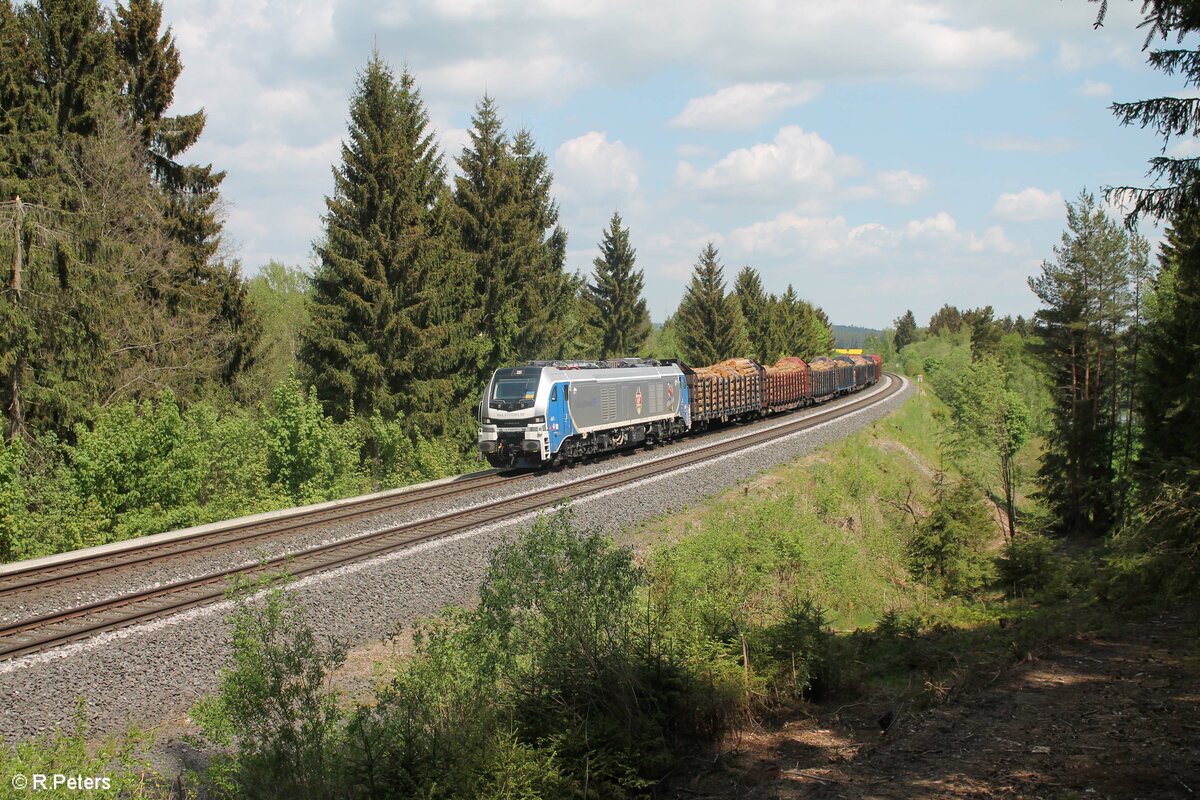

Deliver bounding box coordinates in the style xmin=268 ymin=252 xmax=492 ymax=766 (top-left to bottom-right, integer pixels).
xmin=477 ymin=360 xmax=691 ymax=468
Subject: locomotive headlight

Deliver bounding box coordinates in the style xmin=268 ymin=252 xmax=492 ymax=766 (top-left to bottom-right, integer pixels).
xmin=534 ymin=416 xmax=545 ymax=423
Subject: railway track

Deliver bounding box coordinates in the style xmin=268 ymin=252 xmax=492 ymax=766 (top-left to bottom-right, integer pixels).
xmin=0 ymin=468 xmax=530 ymax=598
xmin=0 ymin=375 xmax=903 ymax=662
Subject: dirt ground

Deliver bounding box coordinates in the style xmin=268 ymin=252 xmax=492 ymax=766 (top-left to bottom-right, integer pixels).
xmin=665 ymin=608 xmax=1200 ymax=799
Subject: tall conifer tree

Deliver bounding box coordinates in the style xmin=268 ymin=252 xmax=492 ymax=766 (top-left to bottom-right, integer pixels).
xmin=454 ymin=100 xmax=571 ymax=379
xmin=303 ymin=55 xmax=463 ymax=423
xmin=675 ymin=242 xmax=747 ymax=365
xmin=733 ymin=266 xmax=770 ymax=362
xmin=1028 ymin=191 xmax=1144 ymax=536
xmin=588 ymin=212 xmax=650 ymax=358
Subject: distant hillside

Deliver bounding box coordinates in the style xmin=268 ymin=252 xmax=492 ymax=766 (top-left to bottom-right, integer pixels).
xmin=832 ymin=324 xmax=882 ymax=349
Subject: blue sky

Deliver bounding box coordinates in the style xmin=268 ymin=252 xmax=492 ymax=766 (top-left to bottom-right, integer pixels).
xmin=157 ymin=0 xmax=1184 ymax=328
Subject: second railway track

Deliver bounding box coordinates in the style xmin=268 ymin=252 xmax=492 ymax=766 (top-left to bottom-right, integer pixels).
xmin=0 ymin=375 xmax=903 ymax=663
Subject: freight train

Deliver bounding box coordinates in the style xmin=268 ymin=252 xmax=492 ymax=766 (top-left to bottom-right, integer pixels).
xmin=477 ymin=353 xmax=882 ymax=469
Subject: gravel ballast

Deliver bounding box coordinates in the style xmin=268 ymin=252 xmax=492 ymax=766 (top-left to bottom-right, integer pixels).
xmin=0 ymin=376 xmax=912 ymax=743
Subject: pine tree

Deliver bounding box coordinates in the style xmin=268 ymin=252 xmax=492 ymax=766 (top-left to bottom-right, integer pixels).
xmin=1028 ymin=191 xmax=1144 ymax=536
xmin=302 ymin=55 xmax=464 ymax=424
xmin=454 ymin=96 xmax=518 ymax=379
xmin=928 ymin=304 xmax=963 ymax=335
xmin=587 ymin=212 xmax=650 ymax=358
xmin=733 ymin=266 xmax=770 ymax=362
xmin=111 ymin=0 xmax=225 ymax=269
xmin=509 ymin=128 xmax=571 ymax=360
xmin=675 ymin=242 xmax=747 ymax=365
xmin=26 ymin=0 xmax=116 ymax=140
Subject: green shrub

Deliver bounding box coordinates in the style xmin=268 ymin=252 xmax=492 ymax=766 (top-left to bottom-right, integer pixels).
xmin=907 ymin=477 xmax=996 ymax=596
xmin=997 ymin=532 xmax=1065 ymax=597
xmin=0 ymin=702 xmax=156 ymax=800
xmin=192 ymin=579 xmax=346 ymax=800
xmin=262 ymin=378 xmax=365 ymax=504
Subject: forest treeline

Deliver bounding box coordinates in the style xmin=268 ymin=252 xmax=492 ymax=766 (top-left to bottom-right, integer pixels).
xmin=878 ymin=184 xmax=1198 ymax=599
xmin=0 ymin=0 xmax=836 ymax=561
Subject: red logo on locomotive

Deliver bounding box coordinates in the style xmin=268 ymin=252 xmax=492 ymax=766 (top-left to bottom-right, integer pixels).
xmin=635 ymin=387 xmax=643 ymax=414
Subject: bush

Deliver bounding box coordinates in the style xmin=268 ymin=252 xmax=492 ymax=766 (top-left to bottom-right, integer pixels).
xmin=191 ymin=578 xmax=346 ymax=800
xmin=997 ymin=532 xmax=1065 ymax=597
xmin=0 ymin=702 xmax=156 ymax=799
xmin=262 ymin=378 xmax=365 ymax=504
xmin=907 ymin=477 xmax=996 ymax=596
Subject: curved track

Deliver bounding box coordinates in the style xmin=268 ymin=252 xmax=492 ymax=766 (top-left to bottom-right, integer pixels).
xmin=0 ymin=375 xmax=903 ymax=662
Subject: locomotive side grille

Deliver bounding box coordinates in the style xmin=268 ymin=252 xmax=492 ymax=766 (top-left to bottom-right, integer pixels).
xmin=601 ymin=387 xmax=617 ymax=421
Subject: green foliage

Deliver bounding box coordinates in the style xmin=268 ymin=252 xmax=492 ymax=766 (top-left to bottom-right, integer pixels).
xmin=944 ymin=358 xmax=1031 ymax=539
xmin=996 ymin=533 xmax=1066 ymax=598
xmin=733 ymin=265 xmax=771 ymax=362
xmin=303 ymin=54 xmax=474 ymax=430
xmin=893 ymin=309 xmax=919 ymax=351
xmin=240 ymin=261 xmax=311 ymax=403
xmin=1028 ymin=190 xmax=1150 ymax=537
xmin=261 ymin=378 xmax=364 ymax=505
xmin=0 ymin=702 xmax=156 ymax=800
xmin=453 ymin=96 xmax=571 ymax=384
xmin=587 ymin=211 xmax=651 ymax=358
xmin=1091 ymin=0 xmax=1200 ymax=223
xmin=907 ymin=477 xmax=996 ymax=596
xmin=675 ymin=242 xmax=749 ymax=365
xmin=192 ymin=579 xmax=346 ymax=800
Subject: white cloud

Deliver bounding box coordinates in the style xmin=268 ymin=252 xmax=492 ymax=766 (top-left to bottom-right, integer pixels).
xmin=675 ymin=126 xmax=858 ymax=203
xmin=906 ymin=211 xmax=958 ymax=238
xmin=554 ymin=131 xmax=640 ymax=203
xmin=1168 ymin=138 xmax=1200 ymax=158
xmin=670 ymin=81 xmax=822 ymax=130
xmin=729 ymin=209 xmax=1015 ymax=262
xmin=969 ymin=134 xmax=1078 ymax=154
xmin=877 ymin=170 xmax=931 ymax=204
xmin=993 ymin=187 xmax=1065 ymax=221
xmin=1079 ymin=80 xmax=1113 ymax=98
xmin=1058 ymin=41 xmax=1082 ymax=71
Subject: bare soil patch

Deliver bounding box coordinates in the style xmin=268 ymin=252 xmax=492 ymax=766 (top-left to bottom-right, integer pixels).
xmin=664 ymin=607 xmax=1200 ymax=799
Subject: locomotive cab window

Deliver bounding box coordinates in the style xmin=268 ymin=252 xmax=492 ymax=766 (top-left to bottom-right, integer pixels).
xmin=550 ymin=386 xmax=558 ymax=401
xmin=491 ymin=367 xmax=543 ymax=401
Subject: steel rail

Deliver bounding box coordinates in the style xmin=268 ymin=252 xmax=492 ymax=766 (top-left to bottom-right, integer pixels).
xmin=0 ymin=375 xmax=902 ymax=662
xmin=0 ymin=469 xmax=530 ymax=597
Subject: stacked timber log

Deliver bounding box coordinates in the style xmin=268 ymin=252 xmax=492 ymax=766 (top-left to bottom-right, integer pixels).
xmin=764 ymin=356 xmax=809 ymax=410
xmin=689 ymin=358 xmax=763 ymax=420
xmin=808 ymin=356 xmax=838 ymax=398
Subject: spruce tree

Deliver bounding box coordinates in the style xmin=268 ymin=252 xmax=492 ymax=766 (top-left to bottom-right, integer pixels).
xmin=733 ymin=266 xmax=770 ymax=361
xmin=509 ymin=128 xmax=571 ymax=360
xmin=675 ymin=242 xmax=747 ymax=365
xmin=893 ymin=310 xmax=918 ymax=350
xmin=111 ymin=0 xmax=225 ymax=269
xmin=454 ymin=96 xmax=518 ymax=379
xmin=453 ymin=99 xmax=571 ymax=379
xmin=588 ymin=211 xmax=650 ymax=358
xmin=303 ymin=55 xmax=463 ymax=424
xmin=1139 ymin=202 xmax=1200 ymax=477
xmin=1092 ymin=1 xmax=1200 ymax=222
xmin=27 ymin=0 xmax=116 ymax=140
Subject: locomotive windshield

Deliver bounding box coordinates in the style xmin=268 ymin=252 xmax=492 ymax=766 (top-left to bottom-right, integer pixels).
xmin=490 ymin=367 xmax=542 ymax=401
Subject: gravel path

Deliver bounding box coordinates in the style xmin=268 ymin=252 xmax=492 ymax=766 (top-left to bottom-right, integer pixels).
xmin=0 ymin=376 xmax=911 ymax=744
